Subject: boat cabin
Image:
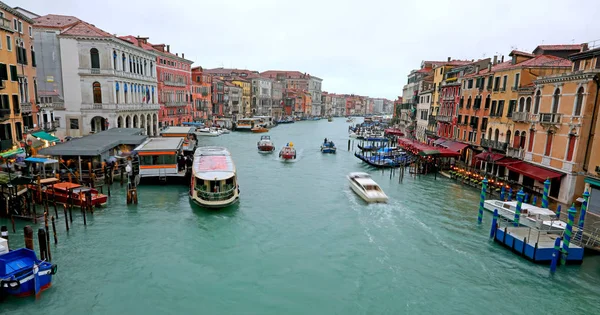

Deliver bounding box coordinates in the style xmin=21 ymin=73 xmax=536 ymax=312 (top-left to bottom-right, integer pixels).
xmin=134 ymin=138 xmax=187 ymax=179
xmin=235 ymin=118 xmax=262 ymax=130
xmin=160 ymin=127 xmax=197 ymax=157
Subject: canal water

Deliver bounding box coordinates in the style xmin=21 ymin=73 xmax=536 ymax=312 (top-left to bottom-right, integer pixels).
xmin=2 ymin=118 xmax=600 ymax=314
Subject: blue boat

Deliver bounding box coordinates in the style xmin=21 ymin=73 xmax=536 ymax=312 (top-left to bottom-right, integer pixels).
xmin=321 ymin=141 xmax=336 ymax=154
xmin=0 ymin=248 xmax=57 ymax=298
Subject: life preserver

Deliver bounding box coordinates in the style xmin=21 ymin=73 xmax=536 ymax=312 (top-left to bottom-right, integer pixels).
xmin=51 ymin=264 xmax=58 ymax=275
xmin=1 ymin=279 xmax=20 ymax=291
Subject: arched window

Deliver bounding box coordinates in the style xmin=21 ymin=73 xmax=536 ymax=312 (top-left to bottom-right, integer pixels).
xmin=566 ymin=132 xmax=576 ymax=161
xmin=124 ymin=83 xmax=128 ymax=103
xmin=514 ymin=130 xmax=520 ymax=148
xmin=525 ymin=97 xmax=532 ymax=112
xmin=144 ymin=60 xmax=147 ymax=76
xmin=528 ymin=129 xmax=535 ymax=152
xmin=520 ymin=132 xmax=526 ymax=149
xmin=466 ymin=96 xmax=471 ymax=108
xmin=494 ymin=129 xmax=500 ymax=142
xmin=129 ymin=55 xmax=133 ymax=72
xmin=518 ymin=97 xmax=525 ymax=112
xmin=90 ymin=48 xmax=100 ymax=69
xmin=488 ymin=128 xmax=492 ymax=140
xmin=113 ymin=50 xmax=117 ymax=69
xmin=150 ymin=62 xmax=153 ymax=77
xmin=115 ymin=82 xmax=119 ymax=104
xmin=534 ymin=90 xmax=541 ymax=114
xmin=505 ymin=130 xmax=511 ymax=145
xmin=545 ymin=132 xmax=554 ymax=156
xmin=574 ymin=87 xmax=584 ymax=116
xmin=122 ymin=53 xmax=126 ymax=71
xmin=93 ymin=82 xmax=102 ymax=103
xmin=551 ymin=88 xmax=560 ymax=113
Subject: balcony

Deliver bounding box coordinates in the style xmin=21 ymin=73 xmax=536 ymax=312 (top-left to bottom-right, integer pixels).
xmin=0 ymin=139 xmax=12 ymax=151
xmin=81 ymin=103 xmax=161 ymax=112
xmin=53 ymin=102 xmax=65 ymax=110
xmin=43 ymin=121 xmax=60 ymax=132
xmin=0 ymin=18 xmax=13 ymax=32
xmin=506 ymin=147 xmax=524 ymax=159
xmin=436 ymin=115 xmax=452 ymax=123
xmin=481 ymin=139 xmax=508 ymax=152
xmin=512 ymin=111 xmax=530 ymax=122
xmin=165 ymin=101 xmax=187 ymax=107
xmin=425 ymin=129 xmax=437 ymax=137
xmin=539 ymin=113 xmax=561 ymax=124
xmin=164 ymin=80 xmax=187 ymax=87
xmin=21 ymin=102 xmax=32 ymax=113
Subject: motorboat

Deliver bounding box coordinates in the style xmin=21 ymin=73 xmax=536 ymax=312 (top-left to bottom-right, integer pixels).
xmin=279 ymin=143 xmax=297 ymax=161
xmin=346 ymin=117 xmax=354 ymax=123
xmin=328 ymin=116 xmax=333 ymax=122
xmin=483 ymin=200 xmax=567 ymax=231
xmin=321 ymin=141 xmax=336 ymax=154
xmin=195 ymin=128 xmax=221 ymax=137
xmin=251 ymin=126 xmax=269 ymax=133
xmin=190 ymin=147 xmax=239 ymax=208
xmin=0 ymin=248 xmax=57 ymax=298
xmin=257 ymin=136 xmax=275 ymax=153
xmin=29 ymin=181 xmax=108 ymax=207
xmin=347 ymin=172 xmax=388 ymax=203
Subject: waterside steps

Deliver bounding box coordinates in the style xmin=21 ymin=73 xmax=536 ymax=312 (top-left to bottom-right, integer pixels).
xmin=491 ymin=217 xmax=585 ymax=264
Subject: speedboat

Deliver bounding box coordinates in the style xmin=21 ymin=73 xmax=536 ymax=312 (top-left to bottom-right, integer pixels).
xmin=321 ymin=141 xmax=336 ymax=153
xmin=257 ymin=136 xmax=275 ymax=153
xmin=279 ymin=143 xmax=297 ymax=161
xmin=347 ymin=172 xmax=388 ymax=203
xmin=0 ymin=248 xmax=57 ymax=298
xmin=195 ymin=128 xmax=220 ymax=137
xmin=251 ymin=126 xmax=269 ymax=133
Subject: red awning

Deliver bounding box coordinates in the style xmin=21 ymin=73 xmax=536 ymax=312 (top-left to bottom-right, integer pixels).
xmin=474 ymin=152 xmax=504 ymax=162
xmin=441 ymin=140 xmax=469 ymax=152
xmin=385 ymin=128 xmax=404 ymax=136
xmin=506 ymin=162 xmax=564 ymax=182
xmin=495 ymin=157 xmax=521 ymax=166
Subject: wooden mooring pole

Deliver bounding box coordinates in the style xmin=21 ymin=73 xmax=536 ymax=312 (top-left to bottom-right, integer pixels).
xmin=51 ymin=216 xmax=57 ymax=244
xmin=24 ymin=225 xmax=34 ymax=250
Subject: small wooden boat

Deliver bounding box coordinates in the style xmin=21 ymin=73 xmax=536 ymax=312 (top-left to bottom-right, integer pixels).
xmin=279 ymin=143 xmax=296 ymax=161
xmin=31 ymin=182 xmax=108 ymax=207
xmin=251 ymin=126 xmax=269 ymax=133
xmin=257 ymin=136 xmax=275 ymax=153
xmin=0 ymin=248 xmax=57 ymax=298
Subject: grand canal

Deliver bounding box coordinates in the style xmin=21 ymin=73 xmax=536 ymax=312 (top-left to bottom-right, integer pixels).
xmin=2 ymin=118 xmax=600 ymax=314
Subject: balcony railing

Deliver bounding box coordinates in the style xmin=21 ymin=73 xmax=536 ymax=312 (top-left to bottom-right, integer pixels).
xmin=21 ymin=103 xmax=32 ymax=113
xmin=507 ymin=146 xmax=524 ymax=159
xmin=165 ymin=101 xmax=187 ymax=107
xmin=436 ymin=115 xmax=452 ymax=122
xmin=43 ymin=121 xmax=60 ymax=131
xmin=81 ymin=103 xmax=161 ymax=112
xmin=53 ymin=102 xmax=65 ymax=110
xmin=164 ymin=80 xmax=187 ymax=87
xmin=512 ymin=111 xmax=529 ymax=122
xmin=0 ymin=18 xmax=12 ymax=32
xmin=481 ymin=139 xmax=508 ymax=152
xmin=539 ymin=113 xmax=562 ymax=124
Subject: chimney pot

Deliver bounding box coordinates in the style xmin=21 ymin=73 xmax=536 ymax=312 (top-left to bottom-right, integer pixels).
xmin=182 ymin=53 xmax=185 ymax=59
xmin=167 ymin=45 xmax=170 ymax=53
xmin=493 ymin=55 xmax=498 ymax=65
xmin=447 ymin=57 xmax=451 ymax=62
xmin=488 ymin=62 xmax=492 ymax=71
xmin=501 ymin=55 xmax=504 ymax=63
xmin=176 ymin=53 xmax=179 ymax=57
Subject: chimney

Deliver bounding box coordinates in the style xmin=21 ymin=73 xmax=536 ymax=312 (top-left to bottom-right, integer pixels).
xmin=176 ymin=53 xmax=179 ymax=57
xmin=152 ymin=44 xmax=165 ymax=52
xmin=166 ymin=45 xmax=170 ymax=53
xmin=501 ymin=55 xmax=504 ymax=63
xmin=447 ymin=57 xmax=451 ymax=62
xmin=475 ymin=65 xmax=480 ymax=73
xmin=581 ymin=43 xmax=589 ymax=52
xmin=493 ymin=55 xmax=498 ymax=65
xmin=487 ymin=62 xmax=492 ymax=71
xmin=182 ymin=53 xmax=185 ymax=59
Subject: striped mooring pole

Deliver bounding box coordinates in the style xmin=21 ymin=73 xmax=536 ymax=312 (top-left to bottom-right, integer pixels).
xmin=556 ymin=205 xmax=562 ymax=220
xmin=490 ymin=209 xmax=499 ymax=239
xmin=578 ymin=190 xmax=590 ymax=230
xmin=560 ymin=204 xmax=577 ymax=266
xmin=507 ymin=188 xmax=513 ymax=201
xmin=533 ymin=195 xmax=538 ymax=205
xmin=524 ymin=193 xmax=530 ymax=204
xmin=478 ymin=178 xmax=488 ymax=224
xmin=500 ymin=186 xmax=506 ymax=201
xmin=550 ymin=236 xmax=561 ymax=273
xmin=514 ymin=189 xmax=525 ymax=227
xmin=542 ymin=178 xmax=551 ymax=208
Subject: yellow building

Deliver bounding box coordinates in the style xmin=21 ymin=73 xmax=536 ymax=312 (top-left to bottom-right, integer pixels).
xmin=0 ymin=5 xmax=35 ymax=152
xmin=232 ymin=78 xmax=251 ymax=117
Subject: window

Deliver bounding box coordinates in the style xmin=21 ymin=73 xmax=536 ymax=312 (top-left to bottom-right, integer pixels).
xmin=6 ymin=35 xmax=11 ymax=51
xmin=534 ymin=90 xmax=541 ymax=114
xmin=507 ymin=100 xmax=516 ymax=117
xmin=12 ymin=94 xmax=19 ymax=114
xmin=497 ymin=100 xmax=505 ymax=117
xmin=13 ymin=18 xmax=16 ymax=31
xmin=528 ymin=129 xmax=535 ymax=152
xmin=122 ymin=53 xmax=126 ymax=71
xmin=29 ymin=26 xmax=32 ymax=37
xmin=520 ymin=132 xmax=526 ymax=149
xmin=69 ymin=119 xmax=79 ymax=130
xmin=17 ymin=21 xmax=22 ymax=33
xmin=514 ymin=131 xmax=521 ymax=148
xmin=468 ymin=79 xmax=473 ymax=89
xmin=93 ymin=82 xmax=102 ymax=103
xmin=525 ymin=97 xmax=532 ymax=112
xmin=574 ymin=87 xmax=584 ymax=116
xmin=596 ymin=57 xmax=600 ymax=69
xmin=487 ymin=76 xmax=493 ymax=89
xmin=493 ymin=77 xmax=500 ymax=91
xmin=490 ymin=100 xmax=497 ymax=116
xmin=485 ymin=95 xmax=491 ymax=109
xmin=0 ymin=63 xmax=7 ymax=81
xmin=481 ymin=118 xmax=488 ymax=131
xmin=574 ymin=60 xmax=580 ymax=71
xmin=552 ymin=88 xmax=560 ymax=113
xmin=566 ymin=134 xmax=576 ymax=162
xmin=90 ymin=48 xmax=100 ymax=69
xmin=466 ymin=96 xmax=471 ymax=108
xmin=514 ymin=73 xmax=520 ymax=89
xmin=518 ymin=98 xmax=525 ymax=112
xmin=494 ymin=129 xmax=500 ymax=141
xmin=545 ymin=132 xmax=553 ymax=156
xmin=502 ymin=75 xmax=507 ymax=90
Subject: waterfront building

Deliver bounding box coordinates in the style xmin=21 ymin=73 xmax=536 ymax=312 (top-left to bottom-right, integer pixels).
xmin=32 ymin=15 xmax=160 ymax=138
xmin=191 ymin=66 xmax=212 ymax=120
xmin=309 ymin=76 xmax=322 ymax=116
xmin=224 ymin=81 xmax=242 ymax=121
xmin=372 ymin=98 xmax=384 ymax=114
xmin=401 ymin=66 xmax=434 ymax=137
xmin=321 ymin=92 xmax=333 ymax=116
xmin=250 ymin=75 xmax=272 ymax=116
xmin=211 ymin=78 xmax=225 ymax=118
xmin=271 ymin=81 xmax=283 ymax=118
xmin=120 ymin=36 xmax=193 ymax=127
xmin=416 ymin=77 xmax=433 ymax=142
xmin=231 ymin=78 xmax=250 ymax=117
xmin=261 ymin=70 xmax=322 ymax=117
xmin=332 ymin=94 xmax=346 ymax=117
xmin=392 ymin=97 xmax=402 ymax=122
xmin=0 ymin=3 xmax=37 ymax=151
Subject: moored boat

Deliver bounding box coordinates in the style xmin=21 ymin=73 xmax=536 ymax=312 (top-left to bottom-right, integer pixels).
xmin=279 ymin=143 xmax=297 ymax=161
xmin=347 ymin=172 xmax=388 ymax=203
xmin=257 ymin=136 xmax=275 ymax=153
xmin=195 ymin=128 xmax=221 ymax=137
xmin=328 ymin=116 xmax=333 ymax=122
xmin=30 ymin=181 xmax=108 ymax=207
xmin=251 ymin=126 xmax=269 ymax=133
xmin=483 ymin=200 xmax=566 ymax=231
xmin=190 ymin=147 xmax=239 ymax=208
xmin=0 ymin=248 xmax=57 ymax=298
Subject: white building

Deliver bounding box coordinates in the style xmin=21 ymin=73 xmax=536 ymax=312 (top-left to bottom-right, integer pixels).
xmin=33 ymin=15 xmax=160 ymax=138
xmin=309 ymin=76 xmax=323 ymax=116
xmin=372 ymin=99 xmax=384 ymax=114
xmin=251 ymin=76 xmax=272 ymax=116
xmin=416 ymin=81 xmax=434 ymax=142
xmin=332 ymin=95 xmax=346 ymax=117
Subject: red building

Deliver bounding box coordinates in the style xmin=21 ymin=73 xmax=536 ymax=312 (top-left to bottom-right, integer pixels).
xmin=119 ymin=36 xmax=193 ymax=127
xmin=437 ymin=82 xmax=460 ymax=139
xmin=191 ymin=67 xmax=212 ymax=120
xmin=212 ymin=78 xmax=225 ymax=117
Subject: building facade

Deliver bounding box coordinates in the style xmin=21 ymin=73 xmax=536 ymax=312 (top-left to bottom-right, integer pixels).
xmin=271 ymin=80 xmax=283 ymax=118
xmin=191 ymin=66 xmax=212 ymax=120
xmin=416 ymin=79 xmax=433 ymax=142
xmin=251 ymin=76 xmax=272 ymax=116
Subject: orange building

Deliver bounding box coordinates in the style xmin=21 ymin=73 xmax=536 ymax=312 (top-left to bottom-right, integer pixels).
xmin=191 ymin=66 xmax=211 ymax=120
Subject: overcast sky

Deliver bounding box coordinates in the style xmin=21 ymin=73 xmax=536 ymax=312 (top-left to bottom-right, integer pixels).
xmin=19 ymin=0 xmax=600 ymax=99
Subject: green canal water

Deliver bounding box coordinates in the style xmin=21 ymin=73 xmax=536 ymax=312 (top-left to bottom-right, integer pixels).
xmin=2 ymin=118 xmax=600 ymax=314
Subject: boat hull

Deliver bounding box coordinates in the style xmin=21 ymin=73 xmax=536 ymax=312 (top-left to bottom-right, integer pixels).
xmin=191 ymin=191 xmax=239 ymax=209
xmin=0 ymin=250 xmax=56 ymax=298
xmin=258 ymin=146 xmax=275 ymax=153
xmin=321 ymin=148 xmax=336 ymax=154
xmin=280 ymin=154 xmax=295 ymax=160
xmin=348 ymin=180 xmax=388 ymax=203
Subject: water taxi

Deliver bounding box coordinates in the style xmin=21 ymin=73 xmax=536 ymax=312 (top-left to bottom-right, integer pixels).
xmin=321 ymin=141 xmax=336 ymax=153
xmin=483 ymin=200 xmax=567 ymax=231
xmin=134 ymin=138 xmax=188 ymax=180
xmin=235 ymin=118 xmax=262 ymax=131
xmin=251 ymin=126 xmax=269 ymax=133
xmin=0 ymin=248 xmax=57 ymax=298
xmin=195 ymin=128 xmax=221 ymax=137
xmin=347 ymin=172 xmax=388 ymax=203
xmin=190 ymin=147 xmax=239 ymax=208
xmin=29 ymin=180 xmax=108 ymax=207
xmin=279 ymin=143 xmax=297 ymax=161
xmin=257 ymin=136 xmax=275 ymax=153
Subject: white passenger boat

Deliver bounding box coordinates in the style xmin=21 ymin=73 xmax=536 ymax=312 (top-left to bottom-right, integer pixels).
xmin=190 ymin=147 xmax=239 ymax=208
xmin=483 ymin=200 xmax=566 ymax=231
xmin=347 ymin=172 xmax=388 ymax=203
xmin=195 ymin=128 xmax=221 ymax=137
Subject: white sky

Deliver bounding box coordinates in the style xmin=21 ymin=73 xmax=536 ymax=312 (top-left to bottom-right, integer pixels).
xmin=18 ymin=0 xmax=600 ymax=99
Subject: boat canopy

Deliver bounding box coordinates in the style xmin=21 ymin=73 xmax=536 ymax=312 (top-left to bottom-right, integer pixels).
xmin=182 ymin=122 xmax=205 ymax=127
xmin=260 ymin=135 xmax=271 ymax=140
xmin=25 ymin=157 xmax=59 ymax=164
xmin=193 ymin=147 xmax=235 ymax=180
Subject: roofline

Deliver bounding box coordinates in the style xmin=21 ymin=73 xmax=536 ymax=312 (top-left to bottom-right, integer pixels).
xmin=13 ymin=6 xmax=40 ymax=18
xmin=57 ymin=34 xmax=160 ymax=57
xmin=118 ymin=35 xmax=194 ymax=63
xmin=1 ymin=2 xmax=35 ymax=24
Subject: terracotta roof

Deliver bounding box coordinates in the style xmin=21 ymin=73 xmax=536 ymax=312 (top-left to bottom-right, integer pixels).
xmin=509 ymin=50 xmax=535 ymax=57
xmin=61 ymin=21 xmax=112 ymax=37
xmin=417 ymin=68 xmax=433 ymax=74
xmin=518 ymin=54 xmax=571 ymax=67
xmin=33 ymin=14 xmax=80 ymax=29
xmin=261 ymin=70 xmax=308 ymax=79
xmin=535 ymin=44 xmax=582 ymax=51
xmin=205 ymin=68 xmax=257 ymax=76
xmin=119 ymin=35 xmax=192 ymax=62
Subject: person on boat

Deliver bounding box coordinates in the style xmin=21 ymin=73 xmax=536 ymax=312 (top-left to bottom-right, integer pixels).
xmin=324 ymin=138 xmax=328 ymax=144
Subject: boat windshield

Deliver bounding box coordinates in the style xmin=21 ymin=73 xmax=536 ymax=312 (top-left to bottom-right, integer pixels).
xmin=363 ymin=185 xmax=381 ymax=191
